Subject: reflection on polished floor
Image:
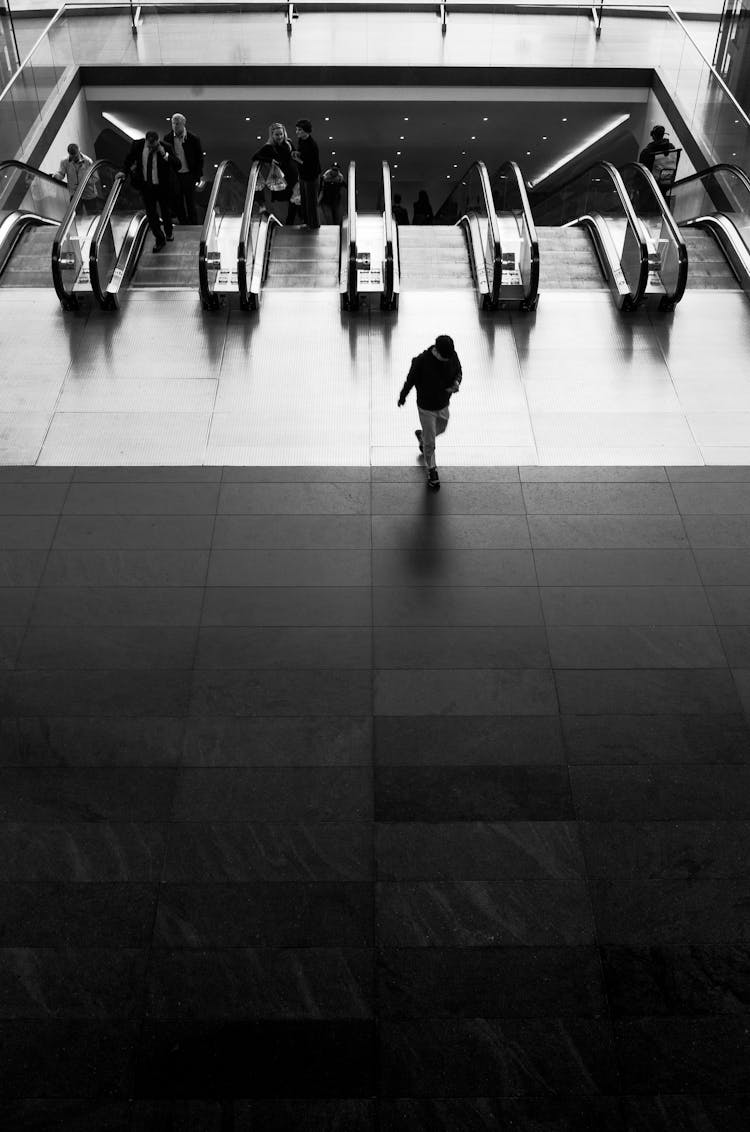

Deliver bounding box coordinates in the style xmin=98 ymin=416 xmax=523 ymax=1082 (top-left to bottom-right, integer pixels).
xmin=1 ymin=462 xmax=750 ymax=1128
xmin=1 ymin=286 xmax=750 ymax=467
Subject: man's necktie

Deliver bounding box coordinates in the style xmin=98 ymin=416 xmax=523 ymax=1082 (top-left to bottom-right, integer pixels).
xmin=147 ymin=149 xmax=155 ymax=184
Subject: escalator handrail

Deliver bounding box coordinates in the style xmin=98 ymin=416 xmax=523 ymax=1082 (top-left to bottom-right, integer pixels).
xmin=51 ymin=158 xmax=118 ymax=307
xmin=495 ymin=159 xmax=540 ymax=307
xmin=237 ymin=159 xmax=263 ymax=309
xmin=345 ymin=160 xmax=357 ymax=309
xmin=381 ymin=160 xmax=398 ymax=307
xmin=199 ymin=158 xmax=238 ymax=308
xmin=620 ymin=160 xmax=688 ymax=306
xmin=541 ymin=160 xmax=649 ymax=306
xmin=0 ymin=158 xmax=71 ymax=190
xmin=89 ymin=170 xmax=127 ymax=306
xmin=437 ymin=160 xmax=502 ymax=304
xmin=671 ymin=162 xmax=750 ymax=195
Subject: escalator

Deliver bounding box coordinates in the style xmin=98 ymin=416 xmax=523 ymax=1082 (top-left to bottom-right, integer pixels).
xmin=0 ymin=160 xmax=77 ymax=287
xmin=243 ymin=160 xmax=350 ymax=312
xmin=91 ymin=163 xmax=204 ymax=310
xmin=530 ymin=162 xmax=654 ymax=311
xmin=667 ymin=164 xmax=750 ymax=296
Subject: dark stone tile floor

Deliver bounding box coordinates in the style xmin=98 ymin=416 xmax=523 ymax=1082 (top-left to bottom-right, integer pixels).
xmin=1 ymin=464 xmax=750 ymax=1130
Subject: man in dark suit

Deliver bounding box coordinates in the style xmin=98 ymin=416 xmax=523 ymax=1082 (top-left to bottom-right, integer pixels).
xmin=123 ymin=130 xmax=179 ymax=251
xmin=163 ymin=113 xmax=205 ymax=225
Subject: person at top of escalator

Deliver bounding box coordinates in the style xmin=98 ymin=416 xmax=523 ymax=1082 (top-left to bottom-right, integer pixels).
xmin=412 ymin=189 xmax=434 ymax=225
xmin=292 ymin=118 xmax=321 ymax=230
xmin=251 ymin=122 xmax=298 ymax=224
xmin=163 ymin=113 xmax=205 ymax=226
xmin=392 ymin=193 xmax=409 ymax=226
xmin=55 ymin=143 xmax=99 ymax=215
xmin=638 ymin=125 xmax=674 ymax=173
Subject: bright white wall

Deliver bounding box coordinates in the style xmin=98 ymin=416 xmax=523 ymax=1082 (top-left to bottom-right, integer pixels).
xmin=36 ymin=89 xmax=96 ymax=174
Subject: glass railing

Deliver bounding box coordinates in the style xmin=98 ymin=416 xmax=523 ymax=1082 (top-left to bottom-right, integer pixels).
xmin=89 ymin=169 xmax=147 ymax=309
xmin=382 ymin=159 xmax=398 ymax=311
xmin=490 ymin=160 xmax=540 ymax=310
xmin=435 ymin=159 xmax=502 ymax=307
xmin=669 ymin=163 xmax=750 ymax=252
xmin=2 ymin=5 xmax=749 ymax=179
xmin=619 ymin=161 xmax=688 ymax=308
xmin=198 ymin=159 xmax=248 ymax=310
xmin=51 ymin=158 xmax=119 ymax=308
xmin=533 ymin=161 xmax=649 ymax=309
xmin=0 ymin=158 xmax=70 ymax=225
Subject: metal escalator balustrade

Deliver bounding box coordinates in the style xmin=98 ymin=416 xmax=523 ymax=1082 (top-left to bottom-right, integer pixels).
xmin=619 ymin=162 xmax=687 ymax=310
xmin=668 ymin=163 xmax=750 ymax=296
xmin=52 ymin=159 xmax=121 ymax=309
xmin=0 ymin=159 xmax=71 ymax=285
xmin=199 ymin=159 xmax=250 ymax=310
xmin=530 ymin=161 xmax=649 ymax=311
xmin=490 ymin=161 xmax=539 ymax=311
xmin=381 ymin=160 xmax=399 ymax=311
xmin=89 ymin=170 xmax=147 ymax=310
xmin=341 ymin=161 xmax=358 ymax=311
xmin=433 ymin=160 xmax=501 ymax=308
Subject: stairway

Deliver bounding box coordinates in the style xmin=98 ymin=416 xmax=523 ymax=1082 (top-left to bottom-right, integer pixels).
xmin=265 ymin=226 xmax=340 ymax=288
xmin=130 ymin=225 xmax=202 ymax=288
xmin=536 ymin=226 xmax=607 ymax=288
xmin=397 ymin=227 xmax=473 ymax=289
xmin=681 ymin=228 xmax=741 ymax=289
xmin=0 ymin=224 xmax=56 ymax=286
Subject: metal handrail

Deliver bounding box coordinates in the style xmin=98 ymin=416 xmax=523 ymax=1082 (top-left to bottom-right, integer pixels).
xmin=51 ymin=157 xmax=117 ymax=309
xmin=238 ymin=160 xmax=262 ymax=310
xmin=198 ymin=157 xmax=234 ymax=310
xmin=0 ymin=4 xmax=66 ymax=103
xmin=88 ymin=170 xmax=126 ymax=308
xmin=672 ymin=163 xmax=750 ymax=195
xmin=344 ymin=160 xmax=357 ymax=311
xmin=591 ymin=161 xmax=650 ymax=307
xmin=439 ymin=159 xmax=503 ymax=305
xmin=621 ymin=160 xmax=688 ymax=306
xmin=381 ymin=159 xmax=398 ymax=310
xmin=0 ymin=158 xmax=70 ymax=190
xmin=494 ymin=159 xmax=540 ymax=309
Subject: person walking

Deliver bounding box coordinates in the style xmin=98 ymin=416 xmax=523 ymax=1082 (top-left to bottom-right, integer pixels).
xmin=123 ymin=130 xmax=180 ymax=252
xmin=163 ymin=112 xmax=205 ymax=224
xmin=397 ymin=334 xmax=462 ymax=491
xmin=292 ymin=118 xmax=321 ymax=229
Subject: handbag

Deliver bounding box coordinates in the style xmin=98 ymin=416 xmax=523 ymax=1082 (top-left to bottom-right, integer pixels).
xmin=265 ymin=163 xmax=287 ymax=193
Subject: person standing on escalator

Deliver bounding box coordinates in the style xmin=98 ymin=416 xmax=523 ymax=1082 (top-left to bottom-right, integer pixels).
xmin=251 ymin=123 xmax=298 ymax=224
xmin=123 ymin=131 xmax=180 ymax=253
xmin=55 ymin=143 xmax=99 ymax=216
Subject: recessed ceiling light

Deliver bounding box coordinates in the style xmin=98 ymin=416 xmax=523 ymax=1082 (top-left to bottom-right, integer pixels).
xmin=394 ymin=164 xmax=398 ymax=168
xmin=324 ymin=117 xmax=330 ymax=121
xmin=562 ymin=117 xmax=567 ymax=122
xmin=257 ymin=135 xmax=261 ymax=140
xmin=483 ymin=117 xmax=488 ymax=121
xmin=403 ymin=117 xmax=409 ymax=121
xmin=400 ymin=135 xmax=404 ymax=139
xmin=526 ymin=151 xmax=531 ymax=156
xmin=470 ymin=136 xmax=476 ymax=140
xmin=245 ymin=117 xmax=250 ymax=121
xmin=542 ymin=136 xmax=547 ymax=140
xmin=331 ymin=151 xmax=336 ymax=155
xmin=329 ymin=136 xmax=333 ymax=140
xmin=214 ymin=164 xmax=218 ymax=168
xmin=453 ymin=164 xmax=457 ymax=168
xmin=396 ymin=151 xmax=401 ymax=155
xmin=462 ymin=151 xmax=466 ymax=155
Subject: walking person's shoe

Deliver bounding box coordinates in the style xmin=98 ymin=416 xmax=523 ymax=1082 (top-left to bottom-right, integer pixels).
xmin=415 ymin=429 xmax=423 ymax=453
xmin=427 ymin=467 xmax=440 ymax=492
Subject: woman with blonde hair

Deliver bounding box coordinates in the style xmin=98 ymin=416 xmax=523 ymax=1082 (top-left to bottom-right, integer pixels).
xmin=251 ymin=122 xmax=298 ymax=222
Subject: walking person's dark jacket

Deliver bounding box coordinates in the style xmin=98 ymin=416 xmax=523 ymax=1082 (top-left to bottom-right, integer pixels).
xmin=162 ymin=128 xmax=204 ymax=179
xmin=123 ymin=138 xmax=179 ymax=189
xmin=295 ymin=134 xmax=321 ymax=180
xmin=399 ymin=347 xmax=462 ymax=410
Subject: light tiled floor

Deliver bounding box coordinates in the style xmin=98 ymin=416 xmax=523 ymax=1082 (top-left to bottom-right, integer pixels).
xmin=1 ymin=285 xmax=748 ymax=466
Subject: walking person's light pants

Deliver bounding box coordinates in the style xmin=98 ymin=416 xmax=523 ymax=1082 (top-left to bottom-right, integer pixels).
xmin=418 ymin=405 xmax=450 ymax=470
